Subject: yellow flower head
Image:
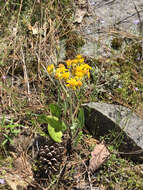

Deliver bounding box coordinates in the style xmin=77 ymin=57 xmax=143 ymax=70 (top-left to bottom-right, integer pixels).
xmin=82 ymin=64 xmax=92 ymax=70
xmin=74 ymin=71 xmax=84 ymax=78
xmin=55 ymin=64 xmax=69 ymax=80
xmin=74 ymin=65 xmax=83 ymax=72
xmin=87 ymin=71 xmax=90 ymax=78
xmin=66 ymin=59 xmax=72 ymax=68
xmin=76 ymin=80 xmax=82 ymax=87
xmin=78 ymin=58 xmax=84 ymax=64
xmin=59 ymin=64 xmax=65 ymax=68
xmin=66 ymin=78 xmax=77 ymax=90
xmin=80 ymin=64 xmax=92 ymax=77
xmin=76 ymin=54 xmax=82 ymax=59
xmin=66 ymin=78 xmax=82 ymax=90
xmin=47 ymin=64 xmax=54 ymax=74
xmin=72 ymin=59 xmax=79 ymax=64
xmin=56 ymin=65 xmax=67 ymax=73
xmin=73 ymin=65 xmax=86 ymax=78
xmin=61 ymin=71 xmax=70 ymax=80
xmin=55 ymin=71 xmax=62 ymax=79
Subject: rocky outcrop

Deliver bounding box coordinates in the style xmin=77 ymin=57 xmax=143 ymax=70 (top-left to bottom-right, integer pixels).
xmin=82 ymin=102 xmax=143 ymax=159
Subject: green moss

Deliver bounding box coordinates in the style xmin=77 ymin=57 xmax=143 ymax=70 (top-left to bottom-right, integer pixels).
xmin=96 ymin=151 xmax=143 ymax=190
xmin=111 ymin=37 xmax=123 ymax=50
xmin=124 ymin=41 xmax=142 ymax=62
xmin=65 ymin=31 xmax=85 ymax=58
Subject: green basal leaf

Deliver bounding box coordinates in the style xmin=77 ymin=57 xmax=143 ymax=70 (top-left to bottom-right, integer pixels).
xmin=38 ymin=115 xmax=67 ymax=131
xmin=47 ymin=116 xmax=67 ymax=132
xmin=37 ymin=115 xmax=67 ymax=141
xmin=48 ymin=123 xmax=63 ymax=143
xmin=78 ymin=108 xmax=85 ymax=128
xmin=49 ymin=103 xmax=61 ymax=118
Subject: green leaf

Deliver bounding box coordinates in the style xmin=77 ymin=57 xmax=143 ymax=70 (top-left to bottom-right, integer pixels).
xmin=47 ymin=116 xmax=67 ymax=142
xmin=3 ymin=134 xmax=9 ymax=139
xmin=47 ymin=116 xmax=67 ymax=132
xmin=49 ymin=103 xmax=61 ymax=118
xmin=37 ymin=115 xmax=67 ymax=141
xmin=63 ymin=101 xmax=69 ymax=116
xmin=61 ymin=120 xmax=67 ymax=131
xmin=6 ymin=124 xmax=20 ymax=129
xmin=48 ymin=123 xmax=63 ymax=143
xmin=1 ymin=115 xmax=5 ymax=127
xmin=78 ymin=108 xmax=85 ymax=129
xmin=2 ymin=139 xmax=8 ymax=146
xmin=11 ymin=129 xmax=20 ymax=135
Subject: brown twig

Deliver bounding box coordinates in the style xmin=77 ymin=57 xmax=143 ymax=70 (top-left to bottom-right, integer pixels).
xmin=21 ymin=47 xmax=30 ymax=95
xmin=79 ymin=155 xmax=93 ymax=190
xmin=131 ymin=0 xmax=143 ymax=34
xmin=115 ymin=9 xmax=143 ymax=26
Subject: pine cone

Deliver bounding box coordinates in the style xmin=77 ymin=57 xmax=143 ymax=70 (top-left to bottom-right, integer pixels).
xmin=35 ymin=140 xmax=65 ymax=179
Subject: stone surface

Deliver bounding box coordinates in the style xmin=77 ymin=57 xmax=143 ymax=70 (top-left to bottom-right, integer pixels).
xmin=77 ymin=0 xmax=143 ymax=57
xmin=58 ymin=0 xmax=143 ymax=59
xmin=82 ymin=102 xmax=143 ymax=157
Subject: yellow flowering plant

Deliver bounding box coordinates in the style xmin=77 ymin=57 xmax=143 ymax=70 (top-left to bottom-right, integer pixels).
xmin=47 ymin=55 xmax=92 ymax=143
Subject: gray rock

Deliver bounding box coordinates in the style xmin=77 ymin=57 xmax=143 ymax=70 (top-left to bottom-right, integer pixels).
xmin=82 ymin=102 xmax=143 ymax=158
xmin=77 ymin=0 xmax=143 ymax=57
xmin=58 ymin=0 xmax=143 ymax=59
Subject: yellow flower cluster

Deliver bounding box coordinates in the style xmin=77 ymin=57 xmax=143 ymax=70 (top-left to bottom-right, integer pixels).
xmin=66 ymin=78 xmax=82 ymax=89
xmin=47 ymin=64 xmax=54 ymax=74
xmin=55 ymin=64 xmax=70 ymax=80
xmin=47 ymin=55 xmax=92 ymax=90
